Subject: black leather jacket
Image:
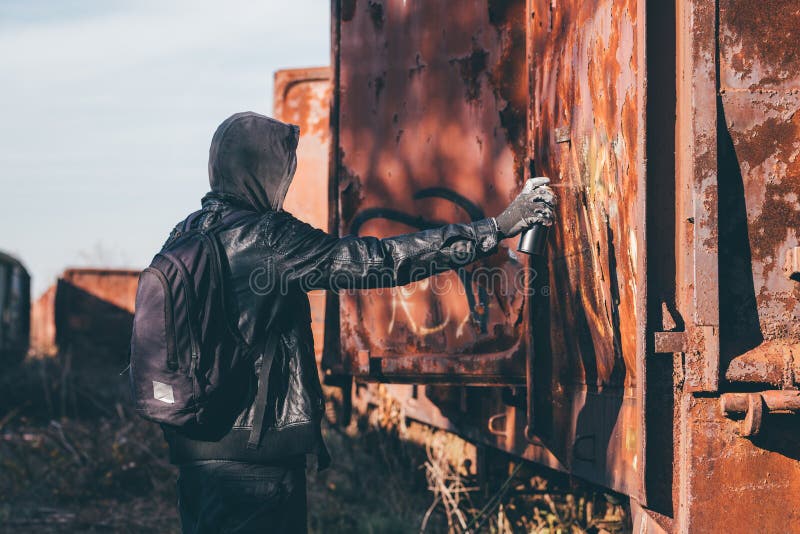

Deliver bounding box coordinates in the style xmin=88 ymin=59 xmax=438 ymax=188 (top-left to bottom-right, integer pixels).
xmin=162 ymin=113 xmax=501 ymax=466
xmin=165 ymin=194 xmax=501 ymax=466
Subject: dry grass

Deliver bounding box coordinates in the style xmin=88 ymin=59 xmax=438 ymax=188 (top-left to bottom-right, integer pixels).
xmin=0 ymin=356 xmax=437 ymax=534
xmin=316 ymin=385 xmax=630 ymax=534
xmin=0 ymin=356 xmax=629 ymax=534
xmin=0 ymin=357 xmax=179 ymax=533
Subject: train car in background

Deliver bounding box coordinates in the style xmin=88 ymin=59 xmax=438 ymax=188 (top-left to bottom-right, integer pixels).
xmin=280 ymin=1 xmax=800 ymax=532
xmin=0 ymin=251 xmax=30 ymax=367
xmin=273 ymin=67 xmax=332 ymax=362
xmin=31 ymin=268 xmax=138 ymax=363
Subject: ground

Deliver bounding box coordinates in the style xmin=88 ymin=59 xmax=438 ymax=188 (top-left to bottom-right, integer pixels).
xmin=0 ymin=355 xmax=629 ymax=533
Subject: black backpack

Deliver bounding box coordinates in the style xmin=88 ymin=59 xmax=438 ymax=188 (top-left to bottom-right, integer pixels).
xmin=130 ymin=210 xmax=275 ymax=447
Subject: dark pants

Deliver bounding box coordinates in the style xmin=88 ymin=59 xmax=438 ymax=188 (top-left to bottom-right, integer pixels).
xmin=177 ymin=460 xmax=307 ymax=533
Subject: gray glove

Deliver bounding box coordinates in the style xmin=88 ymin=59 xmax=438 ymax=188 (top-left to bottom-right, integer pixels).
xmin=494 ymin=177 xmax=556 ymax=238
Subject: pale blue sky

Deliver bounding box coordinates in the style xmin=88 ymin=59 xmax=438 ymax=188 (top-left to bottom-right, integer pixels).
xmin=0 ymin=1 xmax=330 ymax=295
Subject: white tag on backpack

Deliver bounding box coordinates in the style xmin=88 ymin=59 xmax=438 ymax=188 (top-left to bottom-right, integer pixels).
xmin=153 ymin=381 xmax=175 ymax=404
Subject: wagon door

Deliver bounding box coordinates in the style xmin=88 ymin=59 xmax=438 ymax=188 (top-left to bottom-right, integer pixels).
xmin=528 ymin=0 xmax=648 ymax=502
xmin=332 ymin=0 xmax=531 ymax=385
xmin=670 ymin=1 xmax=800 ymax=530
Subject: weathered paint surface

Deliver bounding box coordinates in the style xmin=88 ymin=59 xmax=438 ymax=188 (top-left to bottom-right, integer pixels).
xmin=528 ymin=0 xmax=646 ymax=500
xmin=0 ymin=251 xmax=30 ymax=365
xmin=331 ymin=0 xmax=647 ymax=499
xmin=719 ymin=0 xmax=800 ymax=348
xmin=673 ymin=3 xmax=800 ymax=532
xmin=676 ymin=0 xmax=721 ymax=393
xmin=678 ymin=396 xmax=800 ymax=532
xmin=274 ymin=67 xmax=332 ymax=360
xmin=323 ymin=1 xmax=800 ymax=527
xmin=335 ymin=0 xmax=529 ymax=381
xmin=30 ymin=285 xmax=57 ymax=356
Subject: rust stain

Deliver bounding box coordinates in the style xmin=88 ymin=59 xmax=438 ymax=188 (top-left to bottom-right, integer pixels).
xmin=487 ymin=0 xmax=528 ymax=184
xmin=532 ymin=0 xmax=640 ymax=386
xmin=273 ymin=68 xmax=331 ymax=139
xmin=725 ymin=339 xmax=800 ymax=387
xmin=732 ymin=114 xmax=800 ymax=172
xmin=720 ymin=0 xmax=800 ymax=88
xmin=373 ymin=72 xmax=386 ymax=102
xmin=719 ymin=0 xmax=800 ymax=344
xmin=408 ymin=53 xmax=426 ymax=78
xmin=702 ymin=183 xmax=719 ymax=250
xmin=449 ymin=47 xmax=489 ymax=102
xmin=721 ymin=73 xmax=800 ymax=341
xmin=341 ymin=0 xmax=357 ymax=22
xmin=368 ymin=1 xmax=385 ymax=31
xmin=680 ymin=396 xmax=800 ymax=531
xmin=752 ymin=180 xmax=800 ymax=269
xmin=338 ymin=160 xmax=364 ymax=223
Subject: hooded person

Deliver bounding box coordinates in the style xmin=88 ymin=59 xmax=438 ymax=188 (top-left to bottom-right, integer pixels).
xmin=208 ymin=112 xmax=300 ymax=212
xmin=153 ymin=112 xmax=556 ymax=534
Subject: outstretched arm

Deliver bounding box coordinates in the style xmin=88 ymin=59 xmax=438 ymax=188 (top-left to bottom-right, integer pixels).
xmin=256 ymin=180 xmax=556 ymax=292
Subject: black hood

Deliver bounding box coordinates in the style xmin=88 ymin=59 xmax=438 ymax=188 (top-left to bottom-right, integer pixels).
xmin=208 ymin=112 xmax=299 ymax=212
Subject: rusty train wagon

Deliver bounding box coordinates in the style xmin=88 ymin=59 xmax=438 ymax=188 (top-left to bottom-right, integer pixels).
xmin=30 ymin=268 xmax=139 ymax=360
xmin=0 ymin=251 xmax=30 ymax=367
xmin=277 ymin=0 xmax=800 ymax=531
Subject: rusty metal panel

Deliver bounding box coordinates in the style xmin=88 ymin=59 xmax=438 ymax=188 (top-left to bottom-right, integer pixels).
xmin=321 ymin=0 xmax=800 ymax=523
xmin=528 ymin=0 xmax=646 ymax=500
xmin=718 ymin=1 xmax=800 ymax=353
xmin=670 ymin=4 xmax=800 ymax=532
xmin=274 ymin=67 xmax=332 ymax=360
xmin=59 ymin=268 xmax=137 ymax=314
xmin=331 ymin=0 xmax=650 ymax=498
xmin=30 ymin=284 xmax=57 ymax=356
xmin=675 ymin=0 xmax=721 ymax=393
xmin=335 ymin=0 xmax=530 ymax=382
xmin=677 ymin=396 xmax=800 ymax=532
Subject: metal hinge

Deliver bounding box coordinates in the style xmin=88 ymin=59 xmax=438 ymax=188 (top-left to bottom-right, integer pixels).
xmin=720 ymin=390 xmax=800 ymax=437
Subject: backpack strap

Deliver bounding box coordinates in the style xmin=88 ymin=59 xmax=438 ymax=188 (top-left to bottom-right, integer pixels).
xmin=197 ymin=209 xmax=256 ymax=351
xmin=200 ymin=206 xmax=270 ymax=449
xmin=247 ymin=330 xmax=280 ymax=450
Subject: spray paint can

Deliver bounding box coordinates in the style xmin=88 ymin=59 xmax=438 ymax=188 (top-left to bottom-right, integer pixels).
xmin=517 ymin=177 xmax=551 ymax=256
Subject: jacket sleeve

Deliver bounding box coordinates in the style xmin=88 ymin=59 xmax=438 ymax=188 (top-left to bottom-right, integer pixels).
xmin=257 ymin=211 xmax=500 ymax=292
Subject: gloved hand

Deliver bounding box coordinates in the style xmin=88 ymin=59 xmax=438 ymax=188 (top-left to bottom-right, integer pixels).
xmin=494 ymin=177 xmax=556 ymax=238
